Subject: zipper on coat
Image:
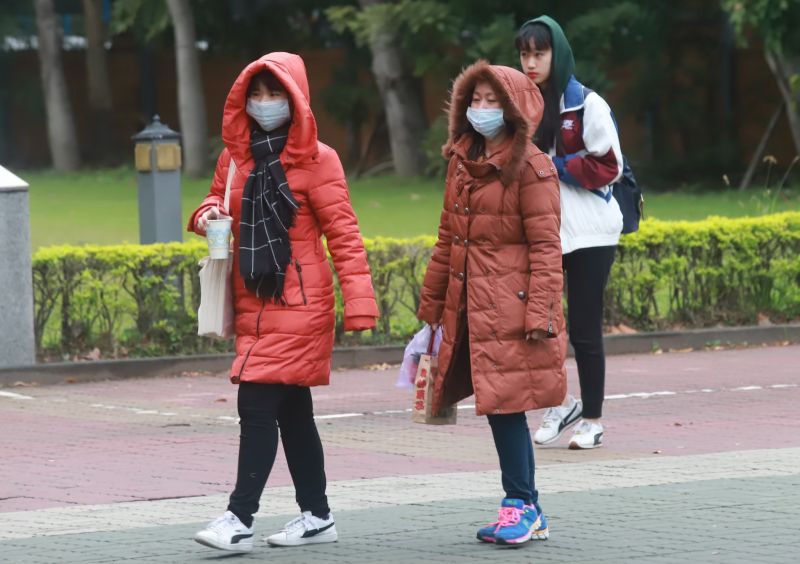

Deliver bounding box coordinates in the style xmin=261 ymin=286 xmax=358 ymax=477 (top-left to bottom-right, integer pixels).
xmin=547 ymin=296 xmax=554 ymax=336
xmin=237 ymin=299 xmax=266 ymax=379
xmin=295 ymin=259 xmax=308 ymax=305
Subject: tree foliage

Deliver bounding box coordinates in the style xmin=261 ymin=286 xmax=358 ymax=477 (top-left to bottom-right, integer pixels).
xmin=722 ymin=0 xmax=800 ymax=53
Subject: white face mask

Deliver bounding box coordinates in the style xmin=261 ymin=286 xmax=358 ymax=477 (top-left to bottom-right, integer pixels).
xmin=246 ymin=99 xmax=291 ymax=131
xmin=466 ymin=107 xmax=505 ymax=139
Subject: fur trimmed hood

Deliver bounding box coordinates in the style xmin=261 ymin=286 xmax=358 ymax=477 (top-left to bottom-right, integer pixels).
xmin=443 ymin=60 xmax=544 ymax=186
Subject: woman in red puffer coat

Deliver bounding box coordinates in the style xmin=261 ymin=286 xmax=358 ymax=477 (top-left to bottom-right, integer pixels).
xmin=189 ymin=52 xmax=378 ymax=553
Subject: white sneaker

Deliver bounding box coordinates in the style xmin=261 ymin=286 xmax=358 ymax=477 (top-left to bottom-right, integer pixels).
xmin=533 ymin=397 xmax=582 ymax=445
xmin=194 ymin=511 xmax=253 ymax=552
xmin=568 ymin=419 xmax=604 ymax=450
xmin=266 ymin=511 xmax=338 ymax=547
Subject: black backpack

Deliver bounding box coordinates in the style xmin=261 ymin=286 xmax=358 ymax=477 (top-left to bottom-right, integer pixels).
xmin=579 ymin=87 xmax=643 ymax=234
xmin=614 ymin=156 xmax=643 ymax=234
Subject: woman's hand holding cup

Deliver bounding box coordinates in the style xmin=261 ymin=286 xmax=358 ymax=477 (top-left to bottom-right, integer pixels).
xmin=196 ymin=206 xmax=231 ymax=235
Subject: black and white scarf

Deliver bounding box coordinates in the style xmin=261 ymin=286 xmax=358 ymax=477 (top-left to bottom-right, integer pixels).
xmin=239 ymin=125 xmax=300 ymax=301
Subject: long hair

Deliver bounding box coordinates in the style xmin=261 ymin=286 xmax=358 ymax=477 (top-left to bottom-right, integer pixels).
xmin=515 ymin=23 xmax=562 ymax=154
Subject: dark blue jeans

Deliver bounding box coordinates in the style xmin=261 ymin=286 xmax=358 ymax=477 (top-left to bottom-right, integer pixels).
xmin=487 ymin=412 xmax=540 ymax=510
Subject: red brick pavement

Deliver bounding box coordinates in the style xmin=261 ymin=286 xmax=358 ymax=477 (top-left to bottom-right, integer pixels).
xmin=1 ymin=345 xmax=798 ymax=513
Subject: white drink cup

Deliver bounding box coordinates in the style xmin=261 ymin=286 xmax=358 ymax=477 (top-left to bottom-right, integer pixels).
xmin=206 ymin=218 xmax=233 ymax=259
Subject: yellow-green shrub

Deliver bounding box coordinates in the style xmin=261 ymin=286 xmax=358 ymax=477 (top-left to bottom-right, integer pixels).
xmin=31 ymin=213 xmax=799 ymax=359
xmin=607 ymin=212 xmax=800 ymax=328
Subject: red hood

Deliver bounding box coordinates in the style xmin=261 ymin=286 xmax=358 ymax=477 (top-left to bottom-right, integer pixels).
xmin=222 ymin=52 xmax=318 ymax=168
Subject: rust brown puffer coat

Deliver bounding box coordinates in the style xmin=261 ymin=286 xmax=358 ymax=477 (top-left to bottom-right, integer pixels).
xmin=417 ymin=61 xmax=567 ymax=417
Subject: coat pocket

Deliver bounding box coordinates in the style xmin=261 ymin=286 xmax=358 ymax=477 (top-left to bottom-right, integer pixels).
xmin=494 ymin=272 xmax=528 ymax=338
xmin=281 ymin=259 xmax=309 ymax=306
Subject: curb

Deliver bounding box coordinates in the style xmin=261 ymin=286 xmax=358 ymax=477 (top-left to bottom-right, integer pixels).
xmin=601 ymin=323 xmax=800 ymax=355
xmin=1 ymin=324 xmax=798 ymax=388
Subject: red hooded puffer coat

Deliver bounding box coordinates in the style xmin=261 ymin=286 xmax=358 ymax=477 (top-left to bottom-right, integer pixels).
xmin=189 ymin=52 xmax=378 ymax=386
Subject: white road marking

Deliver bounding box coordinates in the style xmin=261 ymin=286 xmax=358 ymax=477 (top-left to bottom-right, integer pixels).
xmin=315 ymin=412 xmax=362 ymax=420
xmin=0 ymin=391 xmax=33 ymax=400
xmin=606 ymin=391 xmax=677 ymax=400
xmin=10 ymin=383 xmax=799 ymax=427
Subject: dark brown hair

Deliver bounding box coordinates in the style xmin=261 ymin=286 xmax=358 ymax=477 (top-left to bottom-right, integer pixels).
xmin=515 ymin=23 xmax=562 ymax=154
xmin=249 ymin=70 xmax=285 ymax=94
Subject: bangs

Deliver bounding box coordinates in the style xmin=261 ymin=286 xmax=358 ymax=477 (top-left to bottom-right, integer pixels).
xmin=250 ymin=70 xmax=285 ymax=93
xmin=514 ymin=22 xmax=552 ymax=53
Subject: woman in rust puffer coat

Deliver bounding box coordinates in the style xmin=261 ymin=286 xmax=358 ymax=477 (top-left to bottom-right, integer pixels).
xmin=189 ymin=52 xmax=378 ymax=553
xmin=418 ymin=60 xmax=567 ymax=545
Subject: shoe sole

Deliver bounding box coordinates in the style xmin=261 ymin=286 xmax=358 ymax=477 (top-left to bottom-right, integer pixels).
xmin=494 ymin=531 xmax=532 ymax=547
xmin=267 ymin=530 xmax=338 ymax=547
xmin=531 ymin=526 xmax=550 ymax=540
xmin=194 ymin=535 xmax=253 ymax=553
xmin=568 ymin=436 xmax=603 ymax=450
xmin=478 ymin=527 xmax=547 ymax=544
xmin=534 ymin=411 xmax=582 ymax=445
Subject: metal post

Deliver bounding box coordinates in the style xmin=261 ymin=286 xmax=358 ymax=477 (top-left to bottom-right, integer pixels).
xmin=132 ymin=115 xmax=183 ymax=244
xmin=0 ymin=166 xmax=35 ymax=367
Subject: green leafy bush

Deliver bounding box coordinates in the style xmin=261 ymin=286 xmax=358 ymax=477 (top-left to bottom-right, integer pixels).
xmin=606 ymin=212 xmax=800 ymax=329
xmin=31 ymin=213 xmax=799 ymax=360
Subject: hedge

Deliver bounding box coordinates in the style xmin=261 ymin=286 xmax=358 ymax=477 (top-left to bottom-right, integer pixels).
xmin=31 ymin=212 xmax=800 ymax=360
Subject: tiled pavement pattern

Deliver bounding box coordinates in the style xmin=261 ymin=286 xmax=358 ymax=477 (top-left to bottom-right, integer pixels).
xmin=1 ymin=345 xmax=799 ymax=562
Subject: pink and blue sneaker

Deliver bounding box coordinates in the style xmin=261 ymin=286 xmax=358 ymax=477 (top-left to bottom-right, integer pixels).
xmin=528 ymin=506 xmax=549 ymax=540
xmin=476 ymin=498 xmax=545 ymax=546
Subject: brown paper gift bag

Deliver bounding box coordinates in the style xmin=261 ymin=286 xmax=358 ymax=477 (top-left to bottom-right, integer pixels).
xmin=411 ymin=327 xmax=457 ymax=425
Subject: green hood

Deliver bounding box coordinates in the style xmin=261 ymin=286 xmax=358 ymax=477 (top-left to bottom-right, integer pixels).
xmin=521 ymin=15 xmax=575 ymax=96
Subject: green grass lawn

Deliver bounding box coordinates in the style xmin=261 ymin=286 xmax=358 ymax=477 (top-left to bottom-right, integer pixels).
xmin=19 ymin=167 xmax=799 ymax=249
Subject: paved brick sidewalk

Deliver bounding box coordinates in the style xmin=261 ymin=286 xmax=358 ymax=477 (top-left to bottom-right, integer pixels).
xmin=1 ymin=345 xmax=799 ymax=562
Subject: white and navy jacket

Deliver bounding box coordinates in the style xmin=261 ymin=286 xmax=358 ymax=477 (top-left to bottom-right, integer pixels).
xmin=551 ymin=76 xmax=623 ymax=255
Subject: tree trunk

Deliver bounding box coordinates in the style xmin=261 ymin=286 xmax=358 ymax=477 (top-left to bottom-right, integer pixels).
xmin=739 ymin=102 xmax=783 ymax=191
xmin=165 ymin=0 xmax=209 ymax=177
xmin=81 ymin=0 xmax=114 ymax=164
xmin=359 ymin=0 xmax=428 ymax=177
xmin=765 ymin=49 xmax=800 ymax=156
xmin=34 ymin=0 xmax=80 ymax=171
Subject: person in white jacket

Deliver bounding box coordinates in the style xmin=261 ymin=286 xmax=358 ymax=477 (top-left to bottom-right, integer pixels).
xmin=516 ymin=15 xmax=624 ymax=450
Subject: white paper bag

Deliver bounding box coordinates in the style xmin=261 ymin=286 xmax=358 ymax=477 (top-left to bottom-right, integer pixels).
xmin=197 ymin=159 xmax=236 ymax=339
xmin=197 ymin=254 xmax=234 ymax=338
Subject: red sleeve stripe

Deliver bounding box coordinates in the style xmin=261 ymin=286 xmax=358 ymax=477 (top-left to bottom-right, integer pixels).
xmin=564 ymin=148 xmax=620 ymax=190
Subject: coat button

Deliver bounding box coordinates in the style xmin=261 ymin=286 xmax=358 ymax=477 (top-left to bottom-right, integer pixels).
xmin=463 ymin=239 xmax=469 ymax=247
xmin=517 ymin=291 xmax=527 ymax=300
xmin=453 ymin=235 xmax=460 ymax=243
xmin=457 ymin=163 xmax=463 ymax=170
xmin=457 ymin=272 xmax=464 ymax=281
xmin=464 ymin=207 xmax=470 ymax=215
xmin=454 ymin=203 xmax=459 ymax=211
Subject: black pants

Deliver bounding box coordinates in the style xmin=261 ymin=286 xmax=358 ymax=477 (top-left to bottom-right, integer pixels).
xmin=563 ymin=245 xmax=617 ymax=419
xmin=227 ymin=382 xmax=329 ymax=528
xmin=487 ymin=412 xmax=540 ymax=510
